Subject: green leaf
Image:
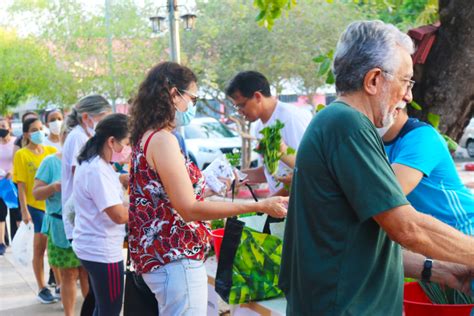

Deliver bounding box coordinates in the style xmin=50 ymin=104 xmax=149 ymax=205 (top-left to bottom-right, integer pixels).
xmin=312 ymin=55 xmax=326 ymax=63
xmin=318 ymin=59 xmax=331 ymax=76
xmin=442 ymin=134 xmax=458 ymax=152
xmin=409 ymin=101 xmax=422 ymax=111
xmin=326 ymin=70 xmax=335 ymax=84
xmin=427 ymin=113 xmax=440 ymax=129
xmin=286 ymin=147 xmax=296 ymax=155
xmin=316 ymin=104 xmax=326 ymax=112
xmin=255 ymin=10 xmax=266 ymax=22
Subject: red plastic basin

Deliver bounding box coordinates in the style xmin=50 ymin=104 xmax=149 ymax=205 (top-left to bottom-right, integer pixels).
xmin=210 ymin=228 xmax=225 ymax=260
xmin=404 ymin=282 xmax=474 ymax=316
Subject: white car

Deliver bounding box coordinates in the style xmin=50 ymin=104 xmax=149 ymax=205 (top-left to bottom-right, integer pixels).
xmin=179 ymin=117 xmax=258 ymax=170
xmin=459 ymin=118 xmax=474 ymax=157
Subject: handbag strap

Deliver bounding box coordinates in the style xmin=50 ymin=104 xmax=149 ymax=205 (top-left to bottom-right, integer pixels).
xmin=126 ymin=245 xmax=132 ymax=272
xmin=230 ymin=179 xmax=276 ymax=232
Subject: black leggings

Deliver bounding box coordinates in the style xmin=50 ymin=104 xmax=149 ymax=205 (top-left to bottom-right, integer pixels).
xmin=0 ymin=198 xmax=21 ymax=244
xmin=80 ymin=259 xmax=124 ymax=316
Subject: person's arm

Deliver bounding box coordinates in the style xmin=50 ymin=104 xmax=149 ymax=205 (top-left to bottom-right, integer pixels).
xmin=271 ymin=187 xmax=289 ymax=197
xmin=391 ymin=163 xmax=424 ymax=195
xmin=13 ymin=145 xmax=20 ymax=157
xmin=403 ymin=250 xmax=472 ymax=293
xmin=240 ymin=166 xmax=267 ymax=183
xmin=374 ymin=204 xmax=474 ymax=267
xmin=279 ymin=141 xmax=296 ymax=169
xmin=33 ymin=179 xmax=60 ymax=201
xmin=17 ymin=182 xmax=31 ymax=223
xmin=104 ymin=203 xmax=129 ymax=224
xmin=147 ymin=131 xmax=288 ymax=222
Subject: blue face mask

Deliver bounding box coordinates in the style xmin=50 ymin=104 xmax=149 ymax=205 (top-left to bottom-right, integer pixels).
xmin=175 ymin=100 xmax=196 ymax=127
xmin=30 ymin=131 xmax=45 ymax=145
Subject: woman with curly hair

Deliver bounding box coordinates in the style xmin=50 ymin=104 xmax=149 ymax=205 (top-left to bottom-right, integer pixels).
xmin=128 ymin=62 xmax=288 ymax=315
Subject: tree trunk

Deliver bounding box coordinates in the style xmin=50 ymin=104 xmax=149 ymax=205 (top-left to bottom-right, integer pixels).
xmin=410 ymin=0 xmax=474 ymax=142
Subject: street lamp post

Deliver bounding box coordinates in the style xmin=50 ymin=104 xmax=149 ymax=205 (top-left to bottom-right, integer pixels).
xmin=168 ymin=0 xmax=180 ymax=63
xmin=150 ymin=0 xmax=197 ymax=64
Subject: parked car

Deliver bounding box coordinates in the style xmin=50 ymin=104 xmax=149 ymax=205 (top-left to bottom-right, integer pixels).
xmin=459 ymin=118 xmax=474 ymax=157
xmin=179 ymin=117 xmax=258 ymax=170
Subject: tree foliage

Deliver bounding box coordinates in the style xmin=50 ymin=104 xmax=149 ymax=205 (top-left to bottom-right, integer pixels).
xmin=183 ymin=0 xmax=365 ymax=99
xmin=0 ymin=28 xmax=76 ymax=114
xmin=7 ymin=0 xmax=169 ymax=104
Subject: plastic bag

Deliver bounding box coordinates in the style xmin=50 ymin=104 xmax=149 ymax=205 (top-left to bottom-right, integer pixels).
xmin=0 ymin=178 xmax=19 ymax=209
xmin=202 ymin=157 xmax=247 ymax=196
xmin=11 ymin=222 xmax=34 ymax=266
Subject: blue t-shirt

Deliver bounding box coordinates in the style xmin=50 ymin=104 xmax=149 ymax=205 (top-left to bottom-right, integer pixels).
xmin=384 ymin=119 xmax=474 ymax=235
xmin=36 ymin=154 xmax=70 ymax=248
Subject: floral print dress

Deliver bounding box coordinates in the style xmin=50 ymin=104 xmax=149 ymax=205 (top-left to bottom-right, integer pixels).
xmin=128 ymin=132 xmax=211 ymax=274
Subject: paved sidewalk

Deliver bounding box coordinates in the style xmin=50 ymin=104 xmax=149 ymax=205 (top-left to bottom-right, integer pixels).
xmin=0 ymin=247 xmax=83 ymax=316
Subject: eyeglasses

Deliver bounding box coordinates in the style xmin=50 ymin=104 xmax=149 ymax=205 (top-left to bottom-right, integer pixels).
xmin=232 ymin=98 xmax=251 ymax=110
xmin=381 ymin=70 xmax=416 ymax=92
xmin=231 ymin=91 xmax=261 ymax=110
xmin=178 ymin=89 xmax=198 ymax=106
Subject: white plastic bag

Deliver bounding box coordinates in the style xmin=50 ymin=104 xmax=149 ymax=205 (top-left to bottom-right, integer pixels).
xmin=202 ymin=157 xmax=248 ymax=196
xmin=11 ymin=222 xmax=34 ymax=266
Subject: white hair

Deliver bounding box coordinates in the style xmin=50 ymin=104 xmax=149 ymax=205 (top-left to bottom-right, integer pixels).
xmin=332 ymin=20 xmax=414 ymax=95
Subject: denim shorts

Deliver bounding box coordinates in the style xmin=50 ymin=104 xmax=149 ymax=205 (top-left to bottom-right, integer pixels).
xmin=142 ymin=258 xmax=208 ymax=315
xmin=28 ymin=205 xmax=45 ymax=233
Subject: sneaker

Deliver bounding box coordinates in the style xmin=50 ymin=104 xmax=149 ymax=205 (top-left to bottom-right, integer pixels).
xmin=0 ymin=243 xmax=6 ymax=255
xmin=54 ymin=287 xmax=61 ymax=300
xmin=37 ymin=287 xmax=57 ymax=304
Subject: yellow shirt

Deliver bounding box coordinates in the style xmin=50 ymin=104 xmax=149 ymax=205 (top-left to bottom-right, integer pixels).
xmin=13 ymin=145 xmax=57 ymax=211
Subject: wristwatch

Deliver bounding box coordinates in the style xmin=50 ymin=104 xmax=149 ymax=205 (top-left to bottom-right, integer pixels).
xmin=422 ymin=258 xmax=433 ymax=282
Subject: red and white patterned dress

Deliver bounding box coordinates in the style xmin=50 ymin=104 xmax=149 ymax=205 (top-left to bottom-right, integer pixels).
xmin=128 ymin=132 xmax=211 ymax=274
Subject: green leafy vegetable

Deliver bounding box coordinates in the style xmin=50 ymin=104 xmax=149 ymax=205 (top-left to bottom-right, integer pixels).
xmin=254 ymin=119 xmax=294 ymax=175
xmin=225 ymin=148 xmax=241 ymax=168
xmin=418 ymin=281 xmax=474 ymax=304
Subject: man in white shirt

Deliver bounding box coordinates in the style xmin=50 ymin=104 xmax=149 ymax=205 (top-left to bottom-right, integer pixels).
xmin=226 ymin=71 xmax=312 ymax=196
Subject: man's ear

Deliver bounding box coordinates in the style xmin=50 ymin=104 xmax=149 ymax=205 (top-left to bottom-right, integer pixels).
xmin=364 ymin=68 xmax=384 ymax=96
xmin=254 ymin=91 xmax=263 ymax=101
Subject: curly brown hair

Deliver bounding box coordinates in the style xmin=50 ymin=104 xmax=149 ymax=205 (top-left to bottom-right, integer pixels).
xmin=129 ymin=62 xmax=197 ymax=145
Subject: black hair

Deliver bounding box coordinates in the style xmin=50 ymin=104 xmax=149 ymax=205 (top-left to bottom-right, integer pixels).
xmin=22 ymin=117 xmax=41 ymax=146
xmin=23 ymin=117 xmax=40 ymax=133
xmin=44 ymin=108 xmax=64 ymax=123
xmin=225 ymin=71 xmax=271 ymax=98
xmin=77 ymin=113 xmax=128 ymax=165
xmin=21 ymin=111 xmax=38 ymax=123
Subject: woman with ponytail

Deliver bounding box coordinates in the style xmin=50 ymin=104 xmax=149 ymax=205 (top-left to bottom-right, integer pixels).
xmin=60 ymin=94 xmax=112 ymax=315
xmin=72 ymin=113 xmax=130 ymax=316
xmin=61 ymin=94 xmax=112 ymax=241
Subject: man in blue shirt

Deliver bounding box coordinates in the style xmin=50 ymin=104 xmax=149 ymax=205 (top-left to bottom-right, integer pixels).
xmin=382 ymin=108 xmax=474 ymax=234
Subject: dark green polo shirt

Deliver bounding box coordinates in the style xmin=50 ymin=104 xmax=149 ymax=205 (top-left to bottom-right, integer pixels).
xmin=279 ymin=102 xmax=409 ymax=315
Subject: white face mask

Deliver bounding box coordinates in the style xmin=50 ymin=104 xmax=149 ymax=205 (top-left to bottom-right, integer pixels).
xmin=86 ymin=118 xmax=98 ymax=136
xmin=48 ymin=120 xmax=63 ymax=135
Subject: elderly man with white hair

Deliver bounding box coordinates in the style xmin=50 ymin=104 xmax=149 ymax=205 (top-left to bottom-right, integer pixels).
xmin=279 ymin=20 xmax=474 ymax=315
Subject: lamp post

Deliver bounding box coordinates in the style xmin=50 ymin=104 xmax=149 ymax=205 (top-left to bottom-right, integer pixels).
xmin=150 ymin=0 xmax=197 ymax=64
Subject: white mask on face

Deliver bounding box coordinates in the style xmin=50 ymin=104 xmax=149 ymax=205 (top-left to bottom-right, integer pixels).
xmin=48 ymin=120 xmax=63 ymax=135
xmin=85 ymin=117 xmax=98 ymax=136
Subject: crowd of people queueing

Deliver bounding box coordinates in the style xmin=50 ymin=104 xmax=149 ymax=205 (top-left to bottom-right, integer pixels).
xmin=0 ymin=19 xmax=473 ymax=316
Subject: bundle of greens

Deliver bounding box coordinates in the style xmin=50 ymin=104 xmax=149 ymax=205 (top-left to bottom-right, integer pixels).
xmin=254 ymin=119 xmax=295 ymax=175
xmin=418 ymin=281 xmax=474 ymax=304
xmin=225 ymin=148 xmax=241 ymax=168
